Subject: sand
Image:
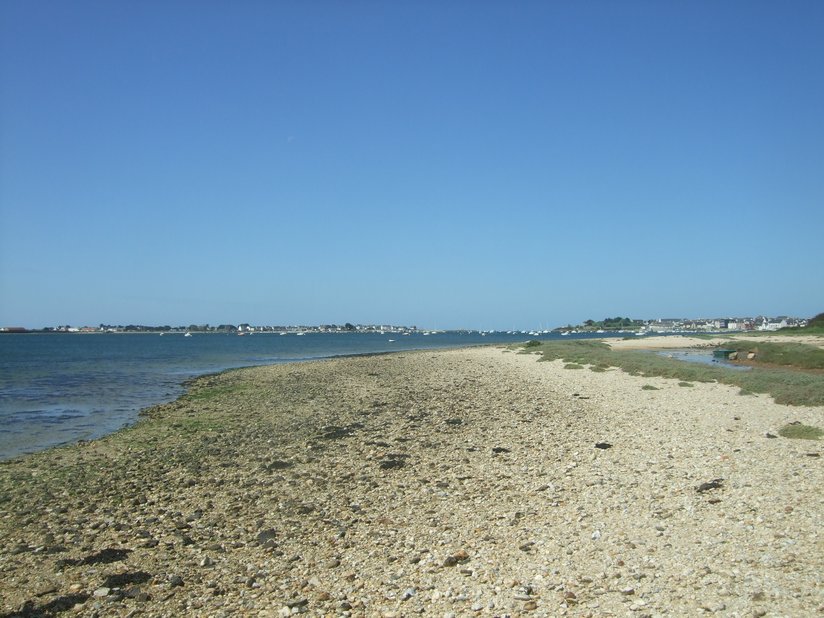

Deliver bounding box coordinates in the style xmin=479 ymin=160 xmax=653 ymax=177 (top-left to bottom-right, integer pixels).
xmin=609 ymin=334 xmax=824 ymax=351
xmin=1 ymin=345 xmax=822 ymax=617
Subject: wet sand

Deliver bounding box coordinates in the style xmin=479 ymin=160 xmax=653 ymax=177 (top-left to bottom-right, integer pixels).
xmin=1 ymin=346 xmax=822 ymax=617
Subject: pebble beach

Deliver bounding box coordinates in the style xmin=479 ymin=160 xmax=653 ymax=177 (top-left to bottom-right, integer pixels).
xmin=1 ymin=344 xmax=822 ymax=617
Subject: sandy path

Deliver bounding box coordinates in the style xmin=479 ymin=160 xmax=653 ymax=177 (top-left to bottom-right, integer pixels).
xmin=609 ymin=334 xmax=824 ymax=350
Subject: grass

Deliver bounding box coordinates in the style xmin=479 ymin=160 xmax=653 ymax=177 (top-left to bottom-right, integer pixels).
xmin=718 ymin=341 xmax=824 ymax=370
xmin=519 ymin=339 xmax=824 ymax=407
xmin=678 ymin=381 xmax=694 ymax=387
xmin=778 ymin=423 xmax=823 ymax=440
xmin=642 ymin=384 xmax=660 ymax=390
xmin=564 ymin=363 xmax=584 ymax=370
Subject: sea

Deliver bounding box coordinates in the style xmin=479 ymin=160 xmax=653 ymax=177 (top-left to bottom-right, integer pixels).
xmin=0 ymin=330 xmax=618 ymax=461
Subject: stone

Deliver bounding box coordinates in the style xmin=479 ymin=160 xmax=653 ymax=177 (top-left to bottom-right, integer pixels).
xmin=284 ymin=597 xmax=308 ymax=608
xmin=256 ymin=528 xmax=278 ymax=546
xmin=696 ymin=479 xmax=723 ymax=493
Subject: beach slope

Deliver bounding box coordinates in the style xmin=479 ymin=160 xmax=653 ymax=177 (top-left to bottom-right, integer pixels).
xmin=1 ymin=347 xmax=822 ymax=617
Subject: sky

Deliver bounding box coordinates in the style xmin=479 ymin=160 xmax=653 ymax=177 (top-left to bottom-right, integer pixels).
xmin=1 ymin=1 xmax=822 ymax=330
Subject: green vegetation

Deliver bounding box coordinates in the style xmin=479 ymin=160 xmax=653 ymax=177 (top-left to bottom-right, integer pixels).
xmin=518 ymin=339 xmax=824 ymax=406
xmin=524 ymin=340 xmax=542 ymax=348
xmin=642 ymin=384 xmax=660 ymax=390
xmin=564 ymin=363 xmax=584 ymax=369
xmin=184 ymin=382 xmax=250 ymax=402
xmin=778 ymin=423 xmax=823 ymax=440
xmin=678 ymin=381 xmax=694 ymax=387
xmin=778 ymin=311 xmax=824 ymax=335
xmin=719 ymin=341 xmax=824 ymax=370
xmin=559 ymin=316 xmax=644 ymax=333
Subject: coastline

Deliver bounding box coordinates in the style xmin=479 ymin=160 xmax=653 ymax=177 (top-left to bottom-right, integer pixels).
xmin=1 ymin=346 xmax=821 ymax=616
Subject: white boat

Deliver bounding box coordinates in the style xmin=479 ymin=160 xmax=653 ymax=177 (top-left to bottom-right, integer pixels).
xmin=184 ymin=332 xmax=192 ymax=337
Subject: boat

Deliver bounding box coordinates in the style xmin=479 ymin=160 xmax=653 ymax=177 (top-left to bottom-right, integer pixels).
xmin=184 ymin=332 xmax=192 ymax=337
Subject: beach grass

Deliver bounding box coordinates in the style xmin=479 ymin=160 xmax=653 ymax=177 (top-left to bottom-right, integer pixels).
xmin=519 ymin=340 xmax=824 ymax=406
xmin=778 ymin=423 xmax=823 ymax=440
xmin=717 ymin=341 xmax=824 ymax=370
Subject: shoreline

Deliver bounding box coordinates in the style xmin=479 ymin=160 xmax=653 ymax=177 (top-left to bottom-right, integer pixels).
xmin=1 ymin=346 xmax=821 ymax=616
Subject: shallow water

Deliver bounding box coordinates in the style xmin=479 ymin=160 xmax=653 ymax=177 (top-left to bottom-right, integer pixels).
xmin=655 ymin=349 xmax=752 ymax=371
xmin=1 ymin=330 xmax=624 ymax=460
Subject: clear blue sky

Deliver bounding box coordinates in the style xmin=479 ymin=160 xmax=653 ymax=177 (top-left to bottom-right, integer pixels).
xmin=1 ymin=1 xmax=822 ymax=330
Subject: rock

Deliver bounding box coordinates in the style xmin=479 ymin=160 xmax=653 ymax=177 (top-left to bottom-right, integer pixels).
xmin=443 ymin=549 xmax=469 ymax=566
xmin=401 ymin=587 xmax=416 ymax=600
xmin=168 ymin=575 xmax=184 ymax=587
xmin=696 ymin=479 xmax=724 ymax=493
xmin=595 ymin=442 xmax=612 ymax=449
xmin=93 ymin=587 xmax=111 ymax=597
xmin=284 ymin=597 xmax=308 ymax=608
xmin=256 ymin=528 xmax=278 ymax=547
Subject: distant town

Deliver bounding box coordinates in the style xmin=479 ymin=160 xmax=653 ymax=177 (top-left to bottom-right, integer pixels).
xmin=0 ymin=315 xmax=811 ymax=334
xmin=554 ymin=315 xmax=809 ymax=335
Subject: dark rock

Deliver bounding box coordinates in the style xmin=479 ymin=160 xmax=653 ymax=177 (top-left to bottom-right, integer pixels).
xmin=266 ymin=460 xmax=293 ymax=470
xmin=379 ymin=454 xmax=409 ymax=470
xmin=256 ymin=528 xmax=278 ymax=546
xmin=492 ymin=447 xmax=511 ymax=454
xmin=168 ymin=575 xmax=184 ymax=587
xmin=766 ymin=433 xmax=778 ymax=439
xmin=595 ymin=442 xmax=612 ymax=449
xmin=696 ymin=479 xmax=724 ymax=493
xmin=103 ymin=571 xmax=152 ymax=588
xmin=285 ymin=597 xmax=308 ymax=608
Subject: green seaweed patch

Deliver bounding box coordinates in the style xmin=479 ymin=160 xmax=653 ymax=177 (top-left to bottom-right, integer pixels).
xmin=777 ymin=423 xmax=823 ymax=440
xmin=185 ymin=383 xmax=249 ymax=402
xmin=564 ymin=363 xmax=584 ymax=370
xmin=642 ymin=384 xmax=660 ymax=391
xmin=589 ymin=366 xmax=607 ymax=372
xmin=678 ymin=381 xmax=694 ymax=387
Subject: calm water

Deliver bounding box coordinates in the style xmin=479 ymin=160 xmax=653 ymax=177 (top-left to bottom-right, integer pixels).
xmin=0 ymin=331 xmax=619 ymax=460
